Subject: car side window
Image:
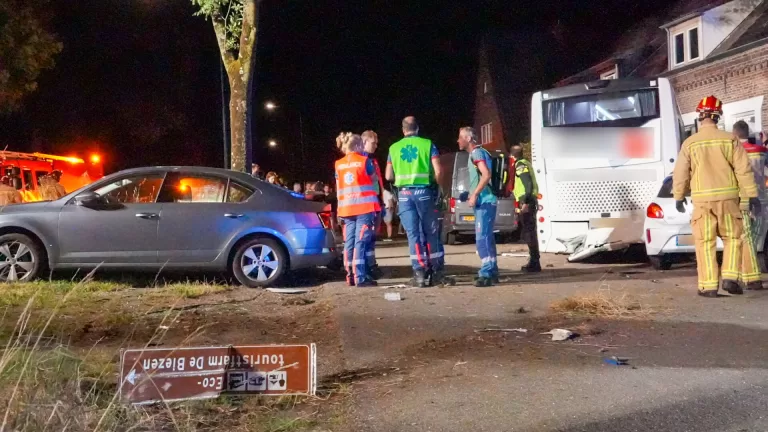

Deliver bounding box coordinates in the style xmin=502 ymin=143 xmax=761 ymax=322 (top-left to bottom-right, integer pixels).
xmin=93 ymin=174 xmax=165 ymax=204
xmin=157 ymin=173 xmax=227 ymax=203
xmin=226 ymin=182 xmax=254 ymax=203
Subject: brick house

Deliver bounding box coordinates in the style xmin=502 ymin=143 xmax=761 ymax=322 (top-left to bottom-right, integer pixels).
xmin=555 ymin=0 xmax=768 ymax=136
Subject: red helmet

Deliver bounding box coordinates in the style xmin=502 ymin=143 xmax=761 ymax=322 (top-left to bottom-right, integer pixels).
xmin=696 ymin=96 xmax=723 ymax=116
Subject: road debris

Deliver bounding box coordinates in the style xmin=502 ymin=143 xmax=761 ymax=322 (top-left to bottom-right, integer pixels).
xmin=384 ymin=292 xmax=403 ymax=301
xmin=266 ymin=288 xmax=310 ymax=294
xmin=475 ymin=328 xmax=528 ymax=333
xmin=382 ymin=284 xmax=409 ymax=290
xmin=541 ymin=328 xmax=575 ymax=341
xmin=603 ymin=356 xmax=629 ymax=366
xmin=501 ymin=253 xmax=528 ymax=258
xmin=515 ymin=306 xmax=529 ymax=314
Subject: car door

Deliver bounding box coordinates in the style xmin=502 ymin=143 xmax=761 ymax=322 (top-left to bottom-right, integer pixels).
xmin=156 ymin=172 xmax=257 ymax=263
xmin=57 ymin=172 xmax=165 ymax=264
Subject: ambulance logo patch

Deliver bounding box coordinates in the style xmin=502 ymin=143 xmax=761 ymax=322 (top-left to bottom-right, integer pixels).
xmin=344 ymin=172 xmax=356 ymax=185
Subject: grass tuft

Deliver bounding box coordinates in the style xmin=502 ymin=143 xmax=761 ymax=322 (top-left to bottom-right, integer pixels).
xmin=550 ymin=291 xmax=651 ymax=318
xmin=169 ymin=282 xmax=231 ymax=299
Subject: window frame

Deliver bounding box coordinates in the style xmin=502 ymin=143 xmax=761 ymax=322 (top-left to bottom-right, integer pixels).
xmin=670 ymin=18 xmax=702 ymax=68
xmin=481 ymin=123 xmax=492 ymax=145
xmin=225 ymin=179 xmax=256 ymax=203
xmin=600 ymin=65 xmax=618 ymax=80
xmin=157 ymin=172 xmax=232 ymax=204
xmin=71 ymin=171 xmax=168 ymax=205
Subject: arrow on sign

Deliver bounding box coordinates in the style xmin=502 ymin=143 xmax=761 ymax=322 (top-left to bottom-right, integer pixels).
xmin=125 ymin=369 xmax=137 ymax=385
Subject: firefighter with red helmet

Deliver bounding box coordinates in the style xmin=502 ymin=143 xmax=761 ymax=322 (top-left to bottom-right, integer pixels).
xmin=672 ymin=95 xmax=760 ymax=297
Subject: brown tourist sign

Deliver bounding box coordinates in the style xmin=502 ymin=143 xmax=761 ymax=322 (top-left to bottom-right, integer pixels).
xmin=118 ymin=344 xmax=316 ymax=404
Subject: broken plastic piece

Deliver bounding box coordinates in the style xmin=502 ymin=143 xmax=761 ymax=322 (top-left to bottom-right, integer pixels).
xmin=541 ymin=328 xmax=574 ymax=341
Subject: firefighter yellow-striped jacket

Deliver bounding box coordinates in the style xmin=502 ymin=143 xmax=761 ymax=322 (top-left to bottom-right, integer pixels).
xmin=673 ymin=123 xmax=757 ymax=202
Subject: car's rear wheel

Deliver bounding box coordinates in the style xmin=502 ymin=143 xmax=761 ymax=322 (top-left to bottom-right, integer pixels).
xmin=648 ymin=254 xmax=672 ymax=271
xmin=232 ymin=237 xmax=287 ymax=288
xmin=0 ymin=234 xmax=44 ymax=282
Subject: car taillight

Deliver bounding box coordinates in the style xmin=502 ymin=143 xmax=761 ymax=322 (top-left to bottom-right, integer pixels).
xmin=646 ymin=203 xmax=664 ymax=219
xmin=317 ymin=211 xmax=333 ymax=229
xmin=449 ymin=197 xmax=456 ymax=213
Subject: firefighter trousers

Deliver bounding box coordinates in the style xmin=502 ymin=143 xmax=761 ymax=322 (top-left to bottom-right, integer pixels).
xmin=739 ymin=210 xmax=761 ymax=284
xmin=691 ymin=199 xmax=743 ymax=291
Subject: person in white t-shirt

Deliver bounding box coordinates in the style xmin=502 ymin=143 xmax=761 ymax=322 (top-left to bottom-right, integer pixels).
xmin=382 ymin=186 xmax=396 ymax=241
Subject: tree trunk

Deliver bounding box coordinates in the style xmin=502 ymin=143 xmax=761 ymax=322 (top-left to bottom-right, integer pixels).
xmin=210 ymin=0 xmax=259 ymax=173
xmin=228 ymin=75 xmax=251 ymax=172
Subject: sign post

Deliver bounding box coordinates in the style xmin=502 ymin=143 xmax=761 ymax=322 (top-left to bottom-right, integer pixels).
xmin=119 ymin=344 xmax=316 ymax=405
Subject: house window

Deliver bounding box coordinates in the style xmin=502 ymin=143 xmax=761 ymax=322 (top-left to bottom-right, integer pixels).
xmin=674 ymin=33 xmax=685 ymax=65
xmin=671 ymin=21 xmax=702 ymax=67
xmin=600 ymin=66 xmax=618 ymax=80
xmin=483 ymin=81 xmax=489 ymax=94
xmin=481 ymin=123 xmax=492 ymax=145
xmin=689 ymin=28 xmax=699 ymax=60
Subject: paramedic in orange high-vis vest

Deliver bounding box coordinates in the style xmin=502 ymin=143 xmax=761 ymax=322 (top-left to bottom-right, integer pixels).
xmin=335 ymin=132 xmax=381 ymax=287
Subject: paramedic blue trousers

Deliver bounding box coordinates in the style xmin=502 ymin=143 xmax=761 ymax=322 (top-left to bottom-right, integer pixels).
xmin=366 ymin=211 xmax=382 ymax=271
xmin=397 ymin=187 xmax=444 ymax=272
xmin=474 ymin=201 xmax=499 ymax=278
xmin=342 ymin=212 xmax=376 ymax=284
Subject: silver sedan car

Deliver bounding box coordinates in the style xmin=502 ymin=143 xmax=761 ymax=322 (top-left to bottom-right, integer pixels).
xmin=0 ymin=166 xmax=340 ymax=287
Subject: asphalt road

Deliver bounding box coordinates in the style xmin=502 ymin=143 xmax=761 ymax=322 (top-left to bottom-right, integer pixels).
xmin=323 ymin=241 xmax=768 ymax=432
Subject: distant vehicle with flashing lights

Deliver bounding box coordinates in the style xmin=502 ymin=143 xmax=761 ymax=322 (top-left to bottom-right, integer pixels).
xmin=643 ymin=176 xmax=768 ymax=270
xmin=0 ymin=151 xmax=105 ymax=202
xmin=0 ymin=166 xmax=339 ymax=287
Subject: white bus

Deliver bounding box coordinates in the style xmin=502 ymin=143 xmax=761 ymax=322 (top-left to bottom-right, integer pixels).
xmin=530 ymin=77 xmax=685 ymax=261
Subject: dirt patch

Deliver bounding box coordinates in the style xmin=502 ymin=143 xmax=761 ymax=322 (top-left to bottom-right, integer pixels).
xmin=550 ymin=291 xmax=653 ymax=318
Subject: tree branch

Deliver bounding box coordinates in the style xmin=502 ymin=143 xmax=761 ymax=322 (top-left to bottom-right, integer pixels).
xmin=238 ymin=0 xmax=259 ymax=76
xmin=211 ymin=10 xmax=237 ymax=73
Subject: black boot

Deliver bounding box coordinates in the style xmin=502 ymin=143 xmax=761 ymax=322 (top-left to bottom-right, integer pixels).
xmin=411 ymin=269 xmax=428 ymax=288
xmin=474 ymin=276 xmax=494 ymax=287
xmin=698 ymin=290 xmax=718 ymax=298
xmin=356 ymin=279 xmax=378 ymax=288
xmin=722 ymin=280 xmax=743 ymax=295
xmin=521 ymin=261 xmax=542 ymax=273
xmin=369 ymin=264 xmax=383 ymax=280
xmin=431 ymin=270 xmax=455 ymax=287
xmin=746 ymin=281 xmax=763 ymax=291
xmin=345 ymin=267 xmax=355 ymax=287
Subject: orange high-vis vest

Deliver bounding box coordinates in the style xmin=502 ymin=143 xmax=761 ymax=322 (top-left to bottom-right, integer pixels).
xmin=335 ymin=152 xmax=381 ymax=217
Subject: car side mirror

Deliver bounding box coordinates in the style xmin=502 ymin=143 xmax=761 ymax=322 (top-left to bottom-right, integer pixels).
xmin=74 ymin=191 xmax=104 ymax=207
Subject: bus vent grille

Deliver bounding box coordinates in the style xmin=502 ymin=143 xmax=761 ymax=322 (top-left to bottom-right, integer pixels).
xmin=554 ymin=181 xmax=656 ymax=214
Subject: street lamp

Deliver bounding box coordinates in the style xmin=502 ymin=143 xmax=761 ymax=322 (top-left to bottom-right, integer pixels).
xmin=269 ymin=139 xmax=277 ymax=147
xmin=264 ymin=100 xmax=305 ymax=165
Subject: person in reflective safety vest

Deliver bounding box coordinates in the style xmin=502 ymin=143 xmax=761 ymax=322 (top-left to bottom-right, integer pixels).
xmin=335 ymin=132 xmax=381 ymax=287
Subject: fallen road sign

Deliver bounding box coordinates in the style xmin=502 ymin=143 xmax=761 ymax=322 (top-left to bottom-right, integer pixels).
xmin=119 ymin=344 xmax=316 ymax=404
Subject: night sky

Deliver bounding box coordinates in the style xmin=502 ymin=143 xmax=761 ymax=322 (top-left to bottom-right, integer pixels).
xmin=0 ymin=0 xmax=672 ymax=182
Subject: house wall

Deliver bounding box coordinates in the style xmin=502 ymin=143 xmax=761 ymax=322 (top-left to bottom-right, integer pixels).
xmin=473 ymin=47 xmax=507 ymax=152
xmin=669 ymin=43 xmax=768 ymax=134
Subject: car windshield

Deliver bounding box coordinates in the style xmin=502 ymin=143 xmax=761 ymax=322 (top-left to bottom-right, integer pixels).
xmin=657 ymin=177 xmax=690 ymax=198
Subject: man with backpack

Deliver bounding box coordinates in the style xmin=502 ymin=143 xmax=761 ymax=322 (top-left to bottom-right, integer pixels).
xmin=457 ymin=126 xmax=499 ymax=286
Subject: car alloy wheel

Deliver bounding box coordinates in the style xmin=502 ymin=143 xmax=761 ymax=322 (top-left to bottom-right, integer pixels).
xmin=0 ymin=234 xmax=42 ymax=282
xmin=232 ymin=237 xmax=287 ymax=288
xmin=241 ymin=244 xmax=279 ymax=282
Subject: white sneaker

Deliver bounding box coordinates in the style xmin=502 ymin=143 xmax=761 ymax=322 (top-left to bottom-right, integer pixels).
xmin=383 ymin=238 xmax=393 ymax=242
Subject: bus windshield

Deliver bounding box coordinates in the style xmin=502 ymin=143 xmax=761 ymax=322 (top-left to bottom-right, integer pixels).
xmin=543 ymin=89 xmax=659 ymax=127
